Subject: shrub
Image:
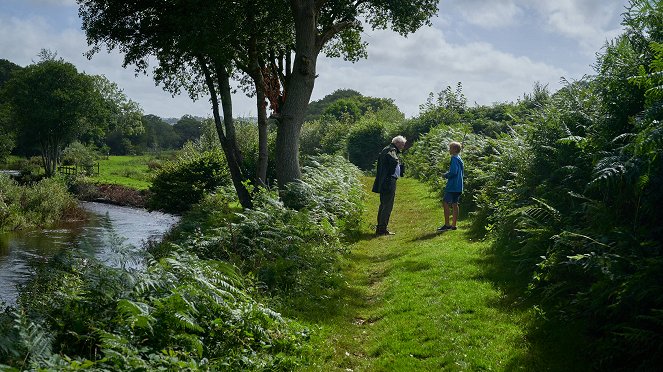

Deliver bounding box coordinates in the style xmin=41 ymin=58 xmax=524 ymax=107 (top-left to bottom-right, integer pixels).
xmin=346 ymin=117 xmax=388 ymax=171
xmin=61 ymin=141 xmax=99 ymax=175
xmin=0 ymin=247 xmax=309 ymax=370
xmin=283 ymin=155 xmax=365 ymax=237
xmin=0 ymin=175 xmax=79 ymax=232
xmin=157 ymin=156 xmax=364 ymax=312
xmin=300 ymin=116 xmax=352 ymax=157
xmin=147 ymin=149 xmax=230 ymax=214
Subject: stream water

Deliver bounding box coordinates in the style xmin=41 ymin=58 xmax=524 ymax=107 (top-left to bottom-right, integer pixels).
xmin=0 ymin=202 xmax=179 ymax=306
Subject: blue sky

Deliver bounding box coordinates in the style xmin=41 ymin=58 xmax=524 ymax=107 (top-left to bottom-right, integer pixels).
xmin=0 ymin=0 xmax=628 ymax=119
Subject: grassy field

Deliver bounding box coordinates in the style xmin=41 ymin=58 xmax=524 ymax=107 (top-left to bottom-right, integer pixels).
xmin=2 ymin=155 xmax=159 ymax=190
xmin=94 ymin=155 xmax=158 ymax=190
xmin=303 ymin=177 xmax=588 ymax=371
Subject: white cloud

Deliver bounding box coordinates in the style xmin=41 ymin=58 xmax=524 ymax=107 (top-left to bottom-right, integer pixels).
xmin=531 ymin=0 xmax=626 ymax=52
xmin=448 ymin=0 xmax=523 ymax=28
xmin=0 ymin=13 xmax=216 ymax=119
xmin=314 ymin=26 xmax=567 ymax=117
xmin=441 ymin=0 xmax=627 ymax=54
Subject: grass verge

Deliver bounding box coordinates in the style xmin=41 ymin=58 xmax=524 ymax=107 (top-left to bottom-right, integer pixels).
xmin=303 ymin=177 xmax=588 ymax=371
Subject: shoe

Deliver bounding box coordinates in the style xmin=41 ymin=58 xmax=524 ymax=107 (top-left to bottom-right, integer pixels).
xmin=376 ymin=230 xmax=395 ymax=236
xmin=437 ymin=225 xmax=452 ymax=232
xmin=450 ymin=226 xmax=457 ymax=230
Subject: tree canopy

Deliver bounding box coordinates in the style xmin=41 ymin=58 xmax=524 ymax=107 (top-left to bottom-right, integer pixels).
xmin=2 ymin=57 xmax=103 ymax=175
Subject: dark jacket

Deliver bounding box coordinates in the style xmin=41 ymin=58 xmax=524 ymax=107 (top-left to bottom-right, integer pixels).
xmin=372 ymin=144 xmax=404 ymax=193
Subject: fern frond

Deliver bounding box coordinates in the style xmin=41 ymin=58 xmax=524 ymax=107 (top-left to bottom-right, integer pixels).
xmin=173 ymin=312 xmax=204 ymax=333
xmin=13 ymin=310 xmax=53 ymax=365
xmin=116 ymin=299 xmax=155 ymax=331
xmin=592 ymin=155 xmax=629 ymax=185
xmin=172 ymin=333 xmax=204 ymax=358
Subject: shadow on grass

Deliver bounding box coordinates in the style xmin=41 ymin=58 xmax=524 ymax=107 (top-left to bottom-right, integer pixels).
xmin=468 ymin=230 xmax=592 ymax=371
xmin=344 ymin=231 xmax=379 ymax=244
xmin=351 ymin=250 xmax=404 ymax=265
xmin=394 ymin=259 xmax=432 ymax=273
xmin=409 ymin=231 xmax=441 ymax=242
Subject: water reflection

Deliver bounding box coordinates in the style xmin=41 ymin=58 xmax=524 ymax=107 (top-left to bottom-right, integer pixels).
xmin=0 ymin=202 xmax=179 ymax=305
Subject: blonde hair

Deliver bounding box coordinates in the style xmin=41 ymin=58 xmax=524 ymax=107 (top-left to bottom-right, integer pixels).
xmin=449 ymin=141 xmax=462 ymax=154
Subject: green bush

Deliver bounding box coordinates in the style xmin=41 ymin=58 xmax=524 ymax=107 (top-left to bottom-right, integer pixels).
xmin=0 ymin=174 xmax=79 ymax=232
xmin=283 ymin=155 xmax=365 ymax=237
xmin=61 ymin=141 xmax=98 ymax=175
xmin=300 ymin=116 xmax=352 ymax=157
xmin=171 ymin=186 xmax=346 ymax=309
xmin=157 ymin=156 xmax=364 ymax=312
xmin=346 ymin=117 xmax=387 ymax=171
xmin=460 ymin=7 xmax=663 ymax=367
xmin=0 ymin=247 xmax=309 ymax=370
xmin=147 ymin=149 xmax=230 ymax=214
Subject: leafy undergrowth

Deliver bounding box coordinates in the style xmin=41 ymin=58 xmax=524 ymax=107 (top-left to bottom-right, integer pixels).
xmin=304 ymin=177 xmax=589 ymax=371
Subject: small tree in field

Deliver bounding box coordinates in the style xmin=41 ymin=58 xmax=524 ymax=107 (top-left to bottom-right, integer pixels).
xmin=2 ymin=54 xmax=103 ymax=176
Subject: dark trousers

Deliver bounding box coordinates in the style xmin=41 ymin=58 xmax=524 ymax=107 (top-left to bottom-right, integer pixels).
xmin=377 ymin=178 xmax=396 ymax=232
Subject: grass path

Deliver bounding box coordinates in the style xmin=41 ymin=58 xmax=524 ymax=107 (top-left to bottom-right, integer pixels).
xmin=305 ymin=177 xmax=539 ymax=371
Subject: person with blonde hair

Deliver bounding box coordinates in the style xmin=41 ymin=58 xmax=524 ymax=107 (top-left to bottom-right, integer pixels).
xmin=372 ymin=135 xmax=406 ymax=235
xmin=438 ymin=141 xmax=464 ymax=232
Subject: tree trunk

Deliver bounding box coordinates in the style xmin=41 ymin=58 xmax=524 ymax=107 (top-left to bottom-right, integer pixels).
xmin=199 ymin=57 xmax=253 ymax=209
xmin=41 ymin=138 xmax=59 ymax=177
xmin=256 ymin=88 xmax=269 ymax=186
xmin=276 ymin=0 xmax=319 ymax=188
xmin=217 ymin=71 xmax=253 ymax=209
xmin=246 ymin=49 xmax=269 ymax=186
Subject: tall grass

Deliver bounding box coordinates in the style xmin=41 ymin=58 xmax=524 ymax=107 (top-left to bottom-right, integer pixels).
xmin=0 ymin=175 xmax=80 ymax=232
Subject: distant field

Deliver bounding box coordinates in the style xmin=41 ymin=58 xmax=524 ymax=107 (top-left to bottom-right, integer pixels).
xmin=95 ymin=155 xmax=159 ymax=190
xmin=2 ymin=154 xmax=168 ymax=190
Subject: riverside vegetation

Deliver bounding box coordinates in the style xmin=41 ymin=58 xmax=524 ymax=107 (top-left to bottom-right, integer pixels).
xmin=1 ymin=1 xmax=662 ymax=370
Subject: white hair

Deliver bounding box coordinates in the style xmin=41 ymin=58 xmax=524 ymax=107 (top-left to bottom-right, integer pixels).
xmin=391 ymin=135 xmax=407 ymax=146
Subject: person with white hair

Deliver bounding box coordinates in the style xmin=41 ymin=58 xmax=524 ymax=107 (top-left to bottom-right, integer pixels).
xmin=372 ymin=135 xmax=406 ymax=235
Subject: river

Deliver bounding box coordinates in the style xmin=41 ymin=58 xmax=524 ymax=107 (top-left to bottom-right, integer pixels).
xmin=0 ymin=202 xmax=179 ymax=306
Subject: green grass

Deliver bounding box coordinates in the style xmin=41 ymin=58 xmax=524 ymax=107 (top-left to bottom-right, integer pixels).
xmin=303 ymin=177 xmax=588 ymax=371
xmin=94 ymin=155 xmax=156 ymax=190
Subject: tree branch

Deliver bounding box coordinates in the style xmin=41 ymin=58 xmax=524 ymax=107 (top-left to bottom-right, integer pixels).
xmin=315 ymin=0 xmax=328 ymax=13
xmin=316 ymin=19 xmax=359 ymax=51
xmin=353 ymin=0 xmax=369 ymax=10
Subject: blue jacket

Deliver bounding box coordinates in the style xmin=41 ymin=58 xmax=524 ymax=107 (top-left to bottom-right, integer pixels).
xmin=444 ymin=155 xmax=464 ymax=193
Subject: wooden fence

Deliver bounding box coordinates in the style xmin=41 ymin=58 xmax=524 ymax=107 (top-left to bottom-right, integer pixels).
xmin=57 ymin=162 xmax=100 ymax=176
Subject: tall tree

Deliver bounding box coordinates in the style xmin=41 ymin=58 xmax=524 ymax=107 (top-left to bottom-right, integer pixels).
xmin=173 ymin=114 xmax=203 ymax=148
xmin=89 ymin=75 xmax=144 ymax=141
xmin=0 ymin=59 xmax=23 ymax=161
xmin=78 ymin=0 xmax=273 ymax=208
xmin=77 ymin=0 xmax=439 ymax=196
xmin=273 ymin=0 xmax=439 ymax=185
xmin=2 ymin=55 xmax=104 ymax=176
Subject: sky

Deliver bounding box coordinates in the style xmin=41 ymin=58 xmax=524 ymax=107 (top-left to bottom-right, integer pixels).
xmin=0 ymin=0 xmax=629 ymax=120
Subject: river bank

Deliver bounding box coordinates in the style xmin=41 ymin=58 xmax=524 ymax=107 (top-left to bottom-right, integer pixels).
xmin=0 ymin=201 xmax=179 ymax=306
xmin=72 ymin=182 xmax=150 ymax=208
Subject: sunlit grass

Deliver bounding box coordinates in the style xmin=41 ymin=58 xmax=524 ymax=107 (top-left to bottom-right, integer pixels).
xmin=303 ymin=177 xmax=586 ymax=371
xmin=94 ymin=155 xmax=155 ymax=190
